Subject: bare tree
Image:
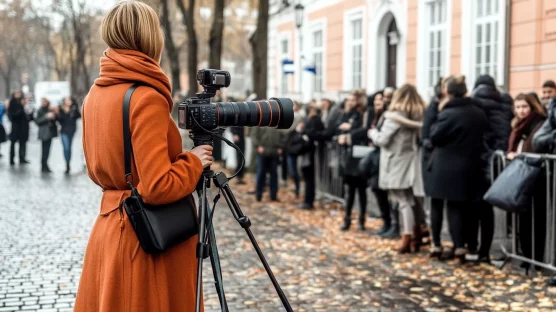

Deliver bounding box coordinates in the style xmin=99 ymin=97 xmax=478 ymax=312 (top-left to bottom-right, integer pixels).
xmin=176 ymin=0 xmax=198 ymax=96
xmin=250 ymin=0 xmax=269 ymax=99
xmin=208 ymin=0 xmax=225 ymax=70
xmin=160 ymin=0 xmax=182 ymax=95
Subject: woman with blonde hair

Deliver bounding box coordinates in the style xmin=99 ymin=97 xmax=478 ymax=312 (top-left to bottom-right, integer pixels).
xmin=75 ymin=1 xmax=213 ymax=311
xmin=426 ymin=75 xmax=488 ymax=262
xmin=368 ymin=84 xmax=425 ymax=252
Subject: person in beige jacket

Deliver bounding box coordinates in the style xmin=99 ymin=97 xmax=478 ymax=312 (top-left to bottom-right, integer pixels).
xmin=369 ymin=84 xmax=425 ymax=253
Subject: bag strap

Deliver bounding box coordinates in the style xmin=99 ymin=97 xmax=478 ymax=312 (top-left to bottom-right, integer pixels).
xmin=123 ymin=83 xmax=141 ymax=188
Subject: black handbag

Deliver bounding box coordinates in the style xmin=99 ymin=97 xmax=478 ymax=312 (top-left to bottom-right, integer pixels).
xmin=358 ymin=147 xmax=380 ymax=188
xmin=121 ymin=84 xmax=199 ymax=254
xmin=483 ymin=156 xmax=544 ymax=213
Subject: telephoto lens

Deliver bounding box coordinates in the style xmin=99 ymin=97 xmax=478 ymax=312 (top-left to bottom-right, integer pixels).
xmin=215 ymin=98 xmax=294 ymax=129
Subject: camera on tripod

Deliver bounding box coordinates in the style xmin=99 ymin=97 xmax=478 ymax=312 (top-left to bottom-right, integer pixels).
xmin=178 ymin=69 xmax=294 ymax=132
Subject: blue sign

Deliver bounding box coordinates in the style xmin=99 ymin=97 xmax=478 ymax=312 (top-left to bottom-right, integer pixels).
xmin=282 ymin=59 xmax=294 ymax=75
xmin=304 ymin=65 xmax=316 ymax=74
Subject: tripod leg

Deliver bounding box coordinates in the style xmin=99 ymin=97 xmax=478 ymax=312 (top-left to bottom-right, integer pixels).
xmin=214 ymin=172 xmax=294 ymax=312
xmin=206 ymin=203 xmax=229 ymax=311
xmin=195 ymin=176 xmax=209 ymax=312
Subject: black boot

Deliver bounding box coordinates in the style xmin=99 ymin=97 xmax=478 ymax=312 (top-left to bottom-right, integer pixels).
xmin=65 ymin=163 xmax=70 ymax=174
xmin=380 ymin=224 xmax=400 ymax=239
xmin=376 ymin=223 xmax=391 ymax=236
xmin=41 ymin=165 xmax=52 ymax=173
xmin=340 ymin=219 xmax=351 ymax=231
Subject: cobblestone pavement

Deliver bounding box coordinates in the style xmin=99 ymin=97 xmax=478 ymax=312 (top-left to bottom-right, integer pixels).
xmin=1 ymin=129 xmax=556 ymax=311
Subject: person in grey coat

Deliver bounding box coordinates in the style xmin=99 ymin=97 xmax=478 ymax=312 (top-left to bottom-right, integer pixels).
xmin=35 ymin=98 xmax=59 ymax=173
xmin=369 ymin=84 xmax=425 ymax=253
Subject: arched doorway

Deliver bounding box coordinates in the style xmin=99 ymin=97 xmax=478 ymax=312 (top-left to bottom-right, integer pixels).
xmin=386 ymin=19 xmax=398 ymax=87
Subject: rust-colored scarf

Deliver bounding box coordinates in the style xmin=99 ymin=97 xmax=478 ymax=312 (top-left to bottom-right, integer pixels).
xmin=508 ymin=113 xmax=544 ymax=153
xmin=95 ymin=48 xmax=173 ymax=111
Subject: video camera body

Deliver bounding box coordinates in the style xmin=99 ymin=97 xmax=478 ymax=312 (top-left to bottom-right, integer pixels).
xmin=178 ymin=69 xmax=294 ymax=136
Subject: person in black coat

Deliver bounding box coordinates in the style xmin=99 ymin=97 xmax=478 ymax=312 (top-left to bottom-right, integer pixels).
xmin=468 ymin=75 xmax=513 ymax=262
xmin=428 ymin=76 xmax=489 ymax=261
xmin=7 ymin=91 xmax=33 ymax=165
xmin=35 ymin=98 xmax=59 ymax=172
xmin=421 ymin=79 xmax=442 ymax=197
xmin=291 ymin=107 xmax=325 ymax=209
xmin=230 ymin=126 xmax=246 ymax=184
xmin=58 ymin=97 xmax=82 ymax=173
xmin=337 ymin=91 xmax=367 ymax=231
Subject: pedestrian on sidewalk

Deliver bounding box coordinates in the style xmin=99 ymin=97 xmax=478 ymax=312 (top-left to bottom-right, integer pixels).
xmin=8 ymin=91 xmax=33 ymax=165
xmin=507 ymin=93 xmax=547 ymax=270
xmin=427 ymin=76 xmax=488 ymax=262
xmin=57 ymin=97 xmax=81 ymax=174
xmin=469 ymin=75 xmax=513 ymax=262
xmin=283 ymin=101 xmax=305 ymax=197
xmin=75 ymin=2 xmax=213 ymax=310
xmin=0 ymin=99 xmax=7 ymax=157
xmin=230 ymin=125 xmax=246 ymax=185
xmin=369 ymin=84 xmax=425 ymax=253
xmin=35 ymin=98 xmax=59 ymax=173
xmin=338 ymin=90 xmax=368 ymax=231
xmin=291 ymin=106 xmax=325 ymax=209
xmin=251 ymin=126 xmax=285 ymax=202
xmin=350 ymin=91 xmax=395 ymax=236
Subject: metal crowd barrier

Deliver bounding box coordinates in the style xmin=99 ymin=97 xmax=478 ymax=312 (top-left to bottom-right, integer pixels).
xmin=315 ymin=141 xmax=345 ymax=204
xmin=491 ymin=150 xmax=556 ymax=272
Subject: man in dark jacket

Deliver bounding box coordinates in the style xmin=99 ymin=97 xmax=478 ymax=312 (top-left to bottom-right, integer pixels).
xmin=533 ymin=97 xmax=556 ymax=153
xmin=35 ymin=98 xmax=59 ymax=172
xmin=469 ymin=75 xmax=513 ymax=262
xmin=7 ymin=91 xmax=33 ymax=165
xmin=250 ymin=127 xmax=285 ymax=202
xmin=230 ymin=126 xmax=246 ymax=184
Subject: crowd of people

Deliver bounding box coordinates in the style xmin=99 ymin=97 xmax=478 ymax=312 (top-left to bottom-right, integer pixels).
xmin=0 ymin=91 xmax=82 ymax=173
xmin=242 ymin=75 xmax=556 ymax=275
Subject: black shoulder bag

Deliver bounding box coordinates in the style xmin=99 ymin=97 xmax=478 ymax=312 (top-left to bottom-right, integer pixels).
xmin=121 ymin=84 xmax=199 ymax=254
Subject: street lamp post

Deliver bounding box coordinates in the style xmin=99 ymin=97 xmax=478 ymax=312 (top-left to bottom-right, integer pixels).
xmin=295 ymin=4 xmax=304 ymax=100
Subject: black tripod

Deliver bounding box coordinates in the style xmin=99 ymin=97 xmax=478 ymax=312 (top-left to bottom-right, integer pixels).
xmin=192 ymin=133 xmax=293 ymax=312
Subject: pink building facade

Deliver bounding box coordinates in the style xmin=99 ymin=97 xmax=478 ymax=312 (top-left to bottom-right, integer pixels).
xmin=267 ymin=0 xmax=556 ymax=102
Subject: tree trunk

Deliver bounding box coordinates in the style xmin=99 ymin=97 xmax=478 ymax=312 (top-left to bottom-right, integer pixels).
xmin=208 ymin=0 xmax=225 ymax=70
xmin=161 ymin=0 xmax=181 ymax=95
xmin=176 ymin=0 xmax=198 ymax=97
xmin=250 ymin=0 xmax=269 ymax=99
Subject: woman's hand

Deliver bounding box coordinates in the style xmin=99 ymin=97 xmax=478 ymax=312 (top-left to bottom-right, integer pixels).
xmin=191 ymin=145 xmax=214 ymax=168
xmin=338 ymin=122 xmax=352 ymax=131
xmin=507 ymin=152 xmax=518 ymax=160
xmin=338 ymin=134 xmax=347 ymax=145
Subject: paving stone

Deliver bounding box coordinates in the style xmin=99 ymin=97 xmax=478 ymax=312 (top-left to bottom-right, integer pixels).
xmin=1 ymin=125 xmax=555 ymax=312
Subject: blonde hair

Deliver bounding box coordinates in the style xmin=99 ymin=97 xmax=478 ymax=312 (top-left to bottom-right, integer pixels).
xmin=101 ymin=1 xmax=164 ymax=62
xmin=350 ymin=89 xmax=367 ymax=112
xmin=388 ymin=84 xmax=425 ymax=119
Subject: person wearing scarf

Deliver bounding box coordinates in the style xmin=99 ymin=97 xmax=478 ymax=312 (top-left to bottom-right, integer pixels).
xmin=507 ymin=93 xmax=547 ymax=272
xmin=75 ymin=2 xmax=213 ymax=311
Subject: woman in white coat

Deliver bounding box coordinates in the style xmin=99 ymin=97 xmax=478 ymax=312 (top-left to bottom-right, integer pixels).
xmin=369 ymin=84 xmax=425 ymax=253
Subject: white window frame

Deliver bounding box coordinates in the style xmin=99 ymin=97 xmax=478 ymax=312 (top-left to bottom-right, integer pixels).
xmin=343 ymin=7 xmax=365 ymax=91
xmin=309 ymin=19 xmax=326 ymax=95
xmin=462 ymin=0 xmax=506 ymax=88
xmin=278 ymin=33 xmax=291 ymax=96
xmin=416 ymin=0 xmax=452 ymax=98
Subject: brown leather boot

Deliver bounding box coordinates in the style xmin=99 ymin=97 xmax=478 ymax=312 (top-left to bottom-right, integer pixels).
xmin=411 ymin=225 xmax=422 ymax=252
xmin=396 ymin=234 xmax=412 ymax=254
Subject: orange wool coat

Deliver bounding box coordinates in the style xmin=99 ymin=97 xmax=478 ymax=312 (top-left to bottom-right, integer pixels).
xmin=74 ymin=49 xmax=204 ymax=312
